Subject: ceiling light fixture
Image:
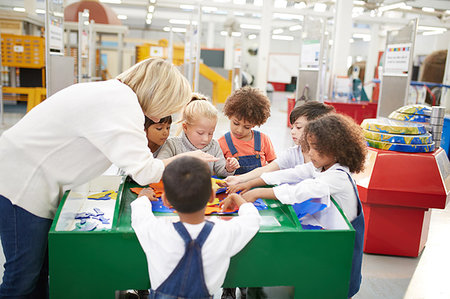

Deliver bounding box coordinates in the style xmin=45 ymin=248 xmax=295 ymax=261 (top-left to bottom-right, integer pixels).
xmin=289 ymin=25 xmax=302 ymax=31
xmin=272 ymin=35 xmax=294 ymax=40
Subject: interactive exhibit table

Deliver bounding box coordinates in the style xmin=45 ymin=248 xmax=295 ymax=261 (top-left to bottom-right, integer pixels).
xmin=354 ymin=147 xmax=449 ymax=257
xmin=49 ymin=176 xmax=357 ymax=299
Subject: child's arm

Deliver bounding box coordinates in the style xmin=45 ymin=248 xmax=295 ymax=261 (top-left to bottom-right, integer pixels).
xmin=241 ymin=188 xmax=276 ymax=203
xmin=225 ymin=157 xmax=240 ymax=173
xmin=225 ymin=161 xmax=280 ymax=185
xmin=130 ymin=195 xmax=158 ymax=245
xmin=227 ymin=177 xmax=266 ymax=194
xmin=138 ymin=187 xmax=158 ymax=201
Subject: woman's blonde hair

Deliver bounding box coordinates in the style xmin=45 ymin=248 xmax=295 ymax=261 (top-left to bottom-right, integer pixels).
xmin=182 ymin=93 xmax=218 ymax=125
xmin=116 ymin=58 xmax=191 ymax=119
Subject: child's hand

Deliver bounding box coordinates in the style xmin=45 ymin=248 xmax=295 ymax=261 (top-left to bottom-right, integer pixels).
xmin=183 ymin=150 xmax=219 ymax=162
xmin=220 ymin=193 xmax=246 ymax=212
xmin=241 ymin=189 xmax=261 ymax=203
xmin=227 ymin=182 xmax=252 ymax=194
xmin=225 ymin=157 xmax=240 ymax=172
xmin=138 ymin=187 xmax=158 ymax=201
xmin=224 ymin=175 xmax=242 ymax=186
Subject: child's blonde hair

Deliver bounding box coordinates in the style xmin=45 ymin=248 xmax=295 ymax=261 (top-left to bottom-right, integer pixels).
xmin=116 ymin=58 xmax=191 ymax=119
xmin=182 ymin=93 xmax=218 ymax=125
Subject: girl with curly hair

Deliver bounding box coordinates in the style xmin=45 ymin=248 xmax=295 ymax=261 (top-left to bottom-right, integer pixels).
xmin=227 ymin=113 xmax=367 ymax=298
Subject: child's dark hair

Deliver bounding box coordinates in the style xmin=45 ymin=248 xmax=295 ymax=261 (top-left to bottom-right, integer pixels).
xmin=289 ymin=101 xmax=335 ymax=124
xmin=162 ymin=156 xmax=212 ymax=213
xmin=144 ymin=115 xmax=172 ymax=130
xmin=302 ymin=114 xmax=367 ymax=173
xmin=223 ymin=86 xmax=271 ymax=126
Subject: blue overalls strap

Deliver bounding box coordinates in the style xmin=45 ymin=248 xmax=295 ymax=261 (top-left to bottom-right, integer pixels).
xmin=150 ymin=221 xmax=215 ymax=299
xmin=336 ymin=168 xmax=364 ymax=298
xmin=224 ymin=132 xmax=238 ymax=155
xmin=173 ymin=220 xmax=214 ymax=248
xmin=224 ymin=131 xmax=262 ymax=155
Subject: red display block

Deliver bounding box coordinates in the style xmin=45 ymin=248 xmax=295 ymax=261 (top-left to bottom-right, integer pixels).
xmin=324 ymin=101 xmax=378 ymax=125
xmin=354 ymin=147 xmax=450 ymax=257
xmin=268 ymin=81 xmax=287 ymax=91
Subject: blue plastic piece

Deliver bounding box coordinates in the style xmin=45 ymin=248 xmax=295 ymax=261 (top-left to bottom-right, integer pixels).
xmin=301 ymin=224 xmax=324 ymax=230
xmin=75 ymin=212 xmax=91 ymax=219
xmin=94 ymin=208 xmax=104 ymax=216
xmin=74 ymin=221 xmax=97 ymax=231
xmin=292 ymin=198 xmax=327 ymax=220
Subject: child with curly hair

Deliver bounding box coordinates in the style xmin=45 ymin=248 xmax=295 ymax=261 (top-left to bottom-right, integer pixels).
xmin=231 ymin=113 xmax=367 ymax=299
xmin=218 ymin=86 xmax=276 ymax=176
xmin=158 ymin=94 xmax=239 ymax=177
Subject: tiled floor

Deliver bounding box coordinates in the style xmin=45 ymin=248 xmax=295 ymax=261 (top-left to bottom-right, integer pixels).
xmin=1 ymin=92 xmax=450 ymax=298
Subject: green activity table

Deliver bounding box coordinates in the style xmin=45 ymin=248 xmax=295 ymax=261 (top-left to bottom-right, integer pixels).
xmin=49 ymin=177 xmax=355 ymax=299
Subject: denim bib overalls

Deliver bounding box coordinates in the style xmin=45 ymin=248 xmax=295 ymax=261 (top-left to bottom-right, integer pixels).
xmin=149 ymin=221 xmax=215 ymax=299
xmin=224 ymin=131 xmax=262 ymax=175
xmin=337 ymin=169 xmax=365 ymax=298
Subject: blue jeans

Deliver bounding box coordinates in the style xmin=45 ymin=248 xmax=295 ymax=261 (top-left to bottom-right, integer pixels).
xmin=0 ymin=195 xmax=52 ymax=299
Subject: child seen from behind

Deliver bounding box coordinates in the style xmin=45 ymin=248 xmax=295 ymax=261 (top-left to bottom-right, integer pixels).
xmin=234 ymin=114 xmax=367 ymax=298
xmin=218 ymin=86 xmax=276 ymax=175
xmin=158 ymin=94 xmax=239 ymax=177
xmin=131 ymin=156 xmax=261 ymax=299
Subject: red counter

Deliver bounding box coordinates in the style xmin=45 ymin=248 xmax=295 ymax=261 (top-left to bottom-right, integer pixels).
xmin=324 ymin=101 xmax=378 ymax=124
xmin=354 ymin=147 xmax=449 ymax=257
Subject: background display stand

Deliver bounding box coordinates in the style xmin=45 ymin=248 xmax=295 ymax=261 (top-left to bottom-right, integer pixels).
xmin=77 ymin=9 xmax=90 ymax=83
xmin=377 ymin=19 xmax=418 ymax=118
xmin=294 ymin=16 xmax=326 ymax=104
xmin=354 ymin=147 xmax=449 ymax=257
xmin=45 ymin=0 xmax=74 ymax=97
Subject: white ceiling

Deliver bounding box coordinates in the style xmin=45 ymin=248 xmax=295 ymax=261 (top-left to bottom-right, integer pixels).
xmin=1 ymin=0 xmax=449 ymax=35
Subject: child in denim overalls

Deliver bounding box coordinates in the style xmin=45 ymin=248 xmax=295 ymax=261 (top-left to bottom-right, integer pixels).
xmin=232 ymin=114 xmax=367 ymax=298
xmin=131 ymin=156 xmax=261 ymax=299
xmin=218 ymin=86 xmax=276 ymax=177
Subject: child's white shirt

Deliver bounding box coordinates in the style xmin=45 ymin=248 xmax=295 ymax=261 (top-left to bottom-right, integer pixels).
xmin=274 ymin=145 xmax=304 ymax=170
xmin=261 ymin=162 xmax=358 ymax=221
xmin=130 ymin=197 xmax=261 ymax=294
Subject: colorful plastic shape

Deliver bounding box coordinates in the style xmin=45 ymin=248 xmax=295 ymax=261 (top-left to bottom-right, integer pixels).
xmin=292 ymin=198 xmax=327 ymax=220
xmin=363 ymin=130 xmax=432 ymax=145
xmin=366 ymin=139 xmax=435 ymax=153
xmin=389 ymin=111 xmax=430 ymax=123
xmin=361 ymin=118 xmax=427 ymax=135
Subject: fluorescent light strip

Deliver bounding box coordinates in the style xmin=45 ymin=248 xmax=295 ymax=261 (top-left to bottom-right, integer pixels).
xmin=13 ymin=7 xmax=26 ymax=12
xmin=423 ymin=31 xmax=446 ymax=35
xmin=117 ymin=15 xmax=127 ymax=20
xmin=422 ymin=7 xmax=435 ymax=13
xmin=180 ymin=4 xmax=194 ymax=10
xmin=272 ymin=35 xmax=294 ymax=40
xmin=240 ymin=24 xmax=261 ymax=30
xmin=248 ymin=34 xmax=257 ymax=40
xmin=35 ymin=9 xmax=45 ymax=14
xmin=164 ymin=27 xmax=186 ymax=33
xmin=289 ymin=25 xmax=302 ymax=31
xmin=273 ymin=28 xmax=284 ymax=34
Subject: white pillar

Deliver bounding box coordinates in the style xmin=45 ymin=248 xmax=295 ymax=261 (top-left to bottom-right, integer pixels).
xmin=255 ymin=0 xmax=272 ymax=92
xmin=224 ymin=35 xmax=234 ymax=70
xmin=364 ymin=24 xmax=380 ymax=100
xmin=330 ymin=0 xmax=353 ymax=77
xmin=442 ymin=37 xmax=450 ymax=112
xmin=207 ymin=22 xmax=215 ymax=49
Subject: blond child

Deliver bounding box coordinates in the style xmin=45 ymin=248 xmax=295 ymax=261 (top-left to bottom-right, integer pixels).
xmin=158 ymin=95 xmax=239 ymax=177
xmin=225 ymin=101 xmax=335 ymax=187
xmin=233 ymin=114 xmax=367 ymax=298
xmin=218 ymin=86 xmax=276 ymax=176
xmin=131 ymin=156 xmax=261 ymax=298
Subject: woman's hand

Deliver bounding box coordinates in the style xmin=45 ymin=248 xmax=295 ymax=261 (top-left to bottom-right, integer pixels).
xmin=182 ymin=150 xmax=219 ymax=162
xmin=138 ymin=187 xmax=158 ymax=201
xmin=225 ymin=157 xmax=240 ymax=172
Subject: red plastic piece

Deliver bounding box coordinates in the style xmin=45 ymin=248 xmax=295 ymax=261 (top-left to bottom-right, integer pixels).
xmin=355 ymin=147 xmax=449 ymax=257
xmin=268 ymin=82 xmax=287 ymax=91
